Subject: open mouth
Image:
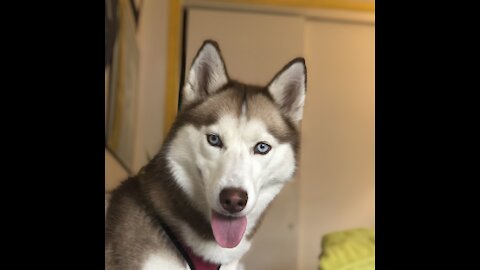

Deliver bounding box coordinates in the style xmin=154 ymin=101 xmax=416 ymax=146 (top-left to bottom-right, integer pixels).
xmin=211 ymin=210 xmax=247 ymax=248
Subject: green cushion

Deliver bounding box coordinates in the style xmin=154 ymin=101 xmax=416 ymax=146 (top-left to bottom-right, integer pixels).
xmin=318 ymin=228 xmax=375 ymax=270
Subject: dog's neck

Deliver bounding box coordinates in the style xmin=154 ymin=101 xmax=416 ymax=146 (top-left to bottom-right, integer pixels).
xmin=155 ymin=209 xmax=221 ymax=270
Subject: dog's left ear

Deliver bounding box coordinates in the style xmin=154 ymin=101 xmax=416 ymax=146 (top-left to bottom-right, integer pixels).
xmin=267 ymin=58 xmax=307 ymax=125
xmin=182 ymin=40 xmax=229 ymax=108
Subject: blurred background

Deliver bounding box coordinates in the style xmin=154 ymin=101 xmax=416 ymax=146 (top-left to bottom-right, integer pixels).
xmin=105 ymin=0 xmax=374 ymax=269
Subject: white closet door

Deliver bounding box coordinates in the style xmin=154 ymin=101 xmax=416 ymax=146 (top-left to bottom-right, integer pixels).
xmin=298 ymin=20 xmax=375 ymax=270
xmin=185 ymin=8 xmax=304 ymax=270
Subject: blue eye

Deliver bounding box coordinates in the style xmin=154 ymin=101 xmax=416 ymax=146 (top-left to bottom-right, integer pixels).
xmin=254 ymin=142 xmax=271 ymax=155
xmin=207 ymin=134 xmax=223 ymax=147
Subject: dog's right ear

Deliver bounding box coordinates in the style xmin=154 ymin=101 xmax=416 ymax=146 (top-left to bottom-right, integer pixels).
xmin=182 ymin=40 xmax=229 ymax=108
xmin=267 ymin=58 xmax=307 ymax=126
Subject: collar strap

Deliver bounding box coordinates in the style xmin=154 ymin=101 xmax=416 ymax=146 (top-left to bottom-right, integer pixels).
xmin=157 ymin=218 xmax=221 ymax=270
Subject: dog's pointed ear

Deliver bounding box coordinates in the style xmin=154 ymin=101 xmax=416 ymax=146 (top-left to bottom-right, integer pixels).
xmin=267 ymin=58 xmax=307 ymax=126
xmin=182 ymin=40 xmax=229 ymax=107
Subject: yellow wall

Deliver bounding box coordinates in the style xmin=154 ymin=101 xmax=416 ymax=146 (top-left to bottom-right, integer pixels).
xmin=197 ymin=0 xmax=374 ymax=11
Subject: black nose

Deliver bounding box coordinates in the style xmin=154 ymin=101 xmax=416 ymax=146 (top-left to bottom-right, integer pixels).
xmin=219 ymin=188 xmax=248 ymax=213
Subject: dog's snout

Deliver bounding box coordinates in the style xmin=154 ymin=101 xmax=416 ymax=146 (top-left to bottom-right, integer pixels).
xmin=219 ymin=188 xmax=248 ymax=213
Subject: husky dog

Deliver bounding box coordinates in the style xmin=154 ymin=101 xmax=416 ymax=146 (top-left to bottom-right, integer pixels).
xmin=105 ymin=40 xmax=307 ymax=270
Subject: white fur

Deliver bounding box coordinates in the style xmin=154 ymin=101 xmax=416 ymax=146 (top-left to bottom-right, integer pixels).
xmin=166 ymin=112 xmax=297 ymax=265
xmin=222 ymin=260 xmax=243 ymax=270
xmin=268 ymin=61 xmax=306 ymax=124
xmin=142 ymin=252 xmax=189 ymax=270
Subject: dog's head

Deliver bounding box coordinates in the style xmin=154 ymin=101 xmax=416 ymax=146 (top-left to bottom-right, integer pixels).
xmin=166 ymin=40 xmax=306 ymax=248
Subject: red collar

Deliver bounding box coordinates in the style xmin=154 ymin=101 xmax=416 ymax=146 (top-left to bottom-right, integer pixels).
xmin=183 ymin=244 xmax=221 ymax=270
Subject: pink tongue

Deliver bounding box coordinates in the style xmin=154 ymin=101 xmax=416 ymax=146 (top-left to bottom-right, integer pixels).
xmin=211 ymin=211 xmax=247 ymax=248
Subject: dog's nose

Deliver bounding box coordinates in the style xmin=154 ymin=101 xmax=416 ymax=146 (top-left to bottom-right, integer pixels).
xmin=219 ymin=188 xmax=248 ymax=213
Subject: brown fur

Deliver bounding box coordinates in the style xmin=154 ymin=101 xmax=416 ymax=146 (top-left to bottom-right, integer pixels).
xmin=105 ymin=178 xmax=184 ymax=269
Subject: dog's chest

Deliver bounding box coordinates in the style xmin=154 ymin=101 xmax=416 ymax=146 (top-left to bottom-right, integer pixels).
xmin=142 ymin=253 xmax=190 ymax=270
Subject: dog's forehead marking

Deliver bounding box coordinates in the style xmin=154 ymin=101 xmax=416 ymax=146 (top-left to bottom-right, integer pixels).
xmin=214 ymin=114 xmax=275 ymax=146
xmin=184 ymin=86 xmax=296 ymax=143
xmin=187 ymin=89 xmax=243 ymax=125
